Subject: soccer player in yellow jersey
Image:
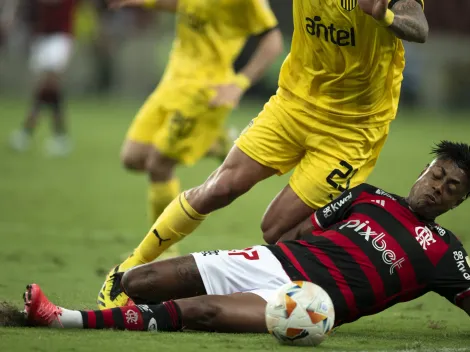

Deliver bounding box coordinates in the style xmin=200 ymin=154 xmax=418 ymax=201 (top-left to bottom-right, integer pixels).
xmin=104 ymin=0 xmax=283 ymax=260
xmin=98 ymin=0 xmax=429 ymax=309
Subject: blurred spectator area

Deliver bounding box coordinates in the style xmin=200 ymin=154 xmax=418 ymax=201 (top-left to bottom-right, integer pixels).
xmin=0 ymin=0 xmax=469 ymax=110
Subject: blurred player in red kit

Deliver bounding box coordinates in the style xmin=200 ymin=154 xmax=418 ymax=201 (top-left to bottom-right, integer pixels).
xmin=8 ymin=0 xmax=76 ymax=156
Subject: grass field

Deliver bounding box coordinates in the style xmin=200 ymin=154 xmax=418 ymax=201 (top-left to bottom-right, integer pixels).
xmin=0 ymin=97 xmax=469 ymax=352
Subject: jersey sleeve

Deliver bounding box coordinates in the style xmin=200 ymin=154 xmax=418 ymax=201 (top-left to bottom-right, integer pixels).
xmin=311 ymin=184 xmax=370 ymax=231
xmin=239 ymin=0 xmax=278 ymax=36
xmin=432 ymin=240 xmax=470 ymax=309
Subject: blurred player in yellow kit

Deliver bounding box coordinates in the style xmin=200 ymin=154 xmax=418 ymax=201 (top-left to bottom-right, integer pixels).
xmin=98 ymin=0 xmax=429 ymax=309
xmin=104 ymin=0 xmax=283 ymax=264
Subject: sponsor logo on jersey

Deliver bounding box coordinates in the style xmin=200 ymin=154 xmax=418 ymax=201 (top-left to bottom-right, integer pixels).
xmin=323 ymin=192 xmax=352 ymax=218
xmin=340 ymin=0 xmax=357 ymax=11
xmin=339 ymin=219 xmax=405 ymax=274
xmin=371 ymin=199 xmax=386 ymax=207
xmin=453 ymin=251 xmax=470 ymax=280
xmin=415 ymin=226 xmax=436 ymax=251
xmin=201 ymin=250 xmax=220 ymax=256
xmin=305 ymin=16 xmax=356 ymax=47
xmin=375 ymin=189 xmax=397 ymax=200
xmin=434 ymin=225 xmax=446 ymax=237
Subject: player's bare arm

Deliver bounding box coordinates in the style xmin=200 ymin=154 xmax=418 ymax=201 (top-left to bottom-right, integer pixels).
xmin=388 ymin=0 xmax=428 ymax=43
xmin=358 ymin=0 xmax=428 ymax=43
xmin=209 ymin=28 xmax=283 ymax=109
xmin=107 ymin=0 xmax=178 ymax=12
xmin=238 ymin=28 xmax=283 ymax=89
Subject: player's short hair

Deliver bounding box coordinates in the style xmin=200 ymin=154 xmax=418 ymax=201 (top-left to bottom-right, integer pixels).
xmin=431 ymin=140 xmax=470 ymax=199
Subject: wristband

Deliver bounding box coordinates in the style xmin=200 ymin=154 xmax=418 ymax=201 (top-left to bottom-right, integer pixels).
xmin=377 ymin=9 xmax=395 ymax=27
xmin=233 ymin=73 xmax=251 ymax=91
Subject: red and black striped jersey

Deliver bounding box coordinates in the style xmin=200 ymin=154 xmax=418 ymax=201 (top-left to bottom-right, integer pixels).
xmin=267 ymin=184 xmax=470 ymax=326
xmin=27 ymin=0 xmax=76 ymax=35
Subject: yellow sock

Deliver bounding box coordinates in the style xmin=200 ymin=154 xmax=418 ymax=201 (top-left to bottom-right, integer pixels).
xmin=121 ymin=192 xmax=207 ymax=269
xmin=148 ymin=179 xmax=181 ymax=260
xmin=147 ymin=179 xmax=180 ymax=223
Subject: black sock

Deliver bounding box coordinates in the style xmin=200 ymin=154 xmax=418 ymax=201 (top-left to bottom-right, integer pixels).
xmin=79 ymin=301 xmax=183 ymax=331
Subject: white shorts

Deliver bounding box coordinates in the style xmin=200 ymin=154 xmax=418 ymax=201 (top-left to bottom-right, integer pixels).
xmin=30 ymin=34 xmax=74 ymax=74
xmin=192 ymin=246 xmax=291 ymax=302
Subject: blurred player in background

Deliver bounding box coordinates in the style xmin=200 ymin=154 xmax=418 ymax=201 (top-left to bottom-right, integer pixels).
xmin=105 ymin=0 xmax=283 ymax=262
xmin=8 ymin=0 xmax=76 ymax=156
xmin=98 ymin=0 xmax=430 ymax=309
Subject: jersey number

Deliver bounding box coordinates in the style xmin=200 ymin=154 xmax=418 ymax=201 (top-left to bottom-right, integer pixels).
xmin=228 ymin=247 xmax=260 ymax=260
xmin=326 ymin=160 xmax=357 ymax=192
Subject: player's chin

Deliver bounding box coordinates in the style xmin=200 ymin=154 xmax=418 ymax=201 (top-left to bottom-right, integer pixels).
xmin=0 ymin=301 xmax=27 ymax=327
xmin=415 ymin=201 xmax=436 ymax=217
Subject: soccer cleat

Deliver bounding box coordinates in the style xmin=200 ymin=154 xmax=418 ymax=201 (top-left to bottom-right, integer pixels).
xmin=97 ymin=266 xmax=132 ymax=310
xmin=23 ymin=284 xmax=63 ymax=327
xmin=45 ymin=135 xmax=72 ymax=157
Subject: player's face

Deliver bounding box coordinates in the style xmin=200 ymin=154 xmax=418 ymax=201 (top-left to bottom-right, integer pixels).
xmin=408 ymin=158 xmax=469 ymax=219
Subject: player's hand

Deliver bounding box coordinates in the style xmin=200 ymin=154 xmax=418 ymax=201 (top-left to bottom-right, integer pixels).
xmin=209 ymin=84 xmax=244 ymax=109
xmin=107 ymin=0 xmax=146 ymax=9
xmin=357 ymin=0 xmax=388 ymax=21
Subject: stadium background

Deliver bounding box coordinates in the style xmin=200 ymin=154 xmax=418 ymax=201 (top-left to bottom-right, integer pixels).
xmin=1 ymin=1 xmax=470 ymax=351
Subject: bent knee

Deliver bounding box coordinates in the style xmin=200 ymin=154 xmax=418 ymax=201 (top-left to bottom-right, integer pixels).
xmin=120 ymin=265 xmax=154 ymax=299
xmin=120 ymin=143 xmax=149 ymax=171
xmin=262 ymin=225 xmax=281 ymax=244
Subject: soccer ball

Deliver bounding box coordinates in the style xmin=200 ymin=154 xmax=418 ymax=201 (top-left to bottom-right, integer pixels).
xmin=265 ymin=281 xmax=335 ymax=347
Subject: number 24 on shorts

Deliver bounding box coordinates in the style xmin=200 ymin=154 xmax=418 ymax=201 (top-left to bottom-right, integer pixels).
xmin=228 ymin=248 xmax=260 ymax=260
xmin=326 ymin=160 xmax=357 ymax=192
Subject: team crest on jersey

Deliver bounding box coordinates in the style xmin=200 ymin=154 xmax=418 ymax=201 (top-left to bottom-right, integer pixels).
xmin=340 ymin=0 xmax=357 ymax=11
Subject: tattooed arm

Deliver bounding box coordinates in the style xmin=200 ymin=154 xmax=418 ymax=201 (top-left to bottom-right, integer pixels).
xmin=358 ymin=0 xmax=428 ymax=43
xmin=388 ymin=0 xmax=428 ymax=43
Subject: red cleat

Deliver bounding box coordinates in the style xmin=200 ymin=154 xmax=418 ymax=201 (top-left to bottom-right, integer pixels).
xmin=23 ymin=284 xmax=63 ymax=327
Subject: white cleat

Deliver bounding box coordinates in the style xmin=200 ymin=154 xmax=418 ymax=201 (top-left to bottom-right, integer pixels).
xmin=45 ymin=135 xmax=72 ymax=157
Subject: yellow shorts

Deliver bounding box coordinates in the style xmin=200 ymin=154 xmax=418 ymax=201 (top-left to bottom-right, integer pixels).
xmin=126 ymin=85 xmax=231 ymax=166
xmin=235 ymin=93 xmax=390 ymax=209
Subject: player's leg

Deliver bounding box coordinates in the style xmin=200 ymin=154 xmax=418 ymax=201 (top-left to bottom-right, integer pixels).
xmin=119 ymin=105 xmax=291 ymax=268
xmin=99 ymin=95 xmax=301 ymax=309
xmin=11 ymin=34 xmax=74 ymax=155
xmin=9 ymin=36 xmax=47 ymax=151
xmin=24 ymin=283 xmax=267 ymax=333
xmin=42 ymin=34 xmax=74 ymax=156
xmin=27 ymin=246 xmax=288 ymax=332
xmin=261 ymin=122 xmax=391 ymax=244
xmin=261 ymin=185 xmax=316 ymax=244
xmin=125 ymin=96 xmax=306 ymax=264
xmin=99 ymin=105 xmax=230 ymax=307
xmin=121 ymin=91 xmax=181 ymax=254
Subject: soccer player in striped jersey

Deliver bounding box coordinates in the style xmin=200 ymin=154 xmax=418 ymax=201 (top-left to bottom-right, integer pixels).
xmin=13 ymin=141 xmax=470 ymax=333
xmin=8 ymin=0 xmax=76 ymax=156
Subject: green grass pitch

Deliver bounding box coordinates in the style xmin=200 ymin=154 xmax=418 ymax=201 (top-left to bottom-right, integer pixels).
xmin=0 ymin=97 xmax=469 ymax=351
